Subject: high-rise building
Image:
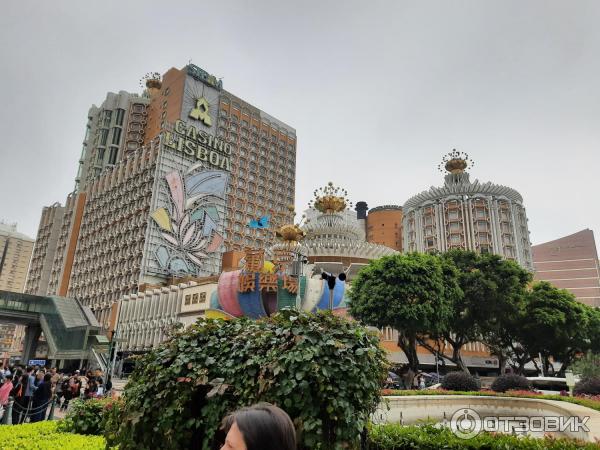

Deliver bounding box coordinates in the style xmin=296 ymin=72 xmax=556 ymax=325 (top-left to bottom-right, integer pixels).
xmin=0 ymin=223 xmax=34 ymax=292
xmin=0 ymin=223 xmax=35 ymax=361
xmin=76 ymin=91 xmax=151 ymax=192
xmin=532 ymin=229 xmax=600 ymax=307
xmin=25 ymin=203 xmax=65 ymax=296
xmin=28 ymin=63 xmax=297 ymax=331
xmin=403 ymin=151 xmax=533 ymax=270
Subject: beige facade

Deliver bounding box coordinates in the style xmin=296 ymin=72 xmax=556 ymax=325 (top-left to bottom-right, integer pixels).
xmin=25 ymin=203 xmax=65 ymax=295
xmin=0 ymin=223 xmax=34 ymax=292
xmin=0 ymin=223 xmax=34 ymax=360
xmin=114 ymin=279 xmax=217 ymax=352
xmin=532 ymin=229 xmax=600 ymax=307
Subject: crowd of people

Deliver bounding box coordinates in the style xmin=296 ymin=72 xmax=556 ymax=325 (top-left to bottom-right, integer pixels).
xmin=0 ymin=363 xmax=112 ymax=424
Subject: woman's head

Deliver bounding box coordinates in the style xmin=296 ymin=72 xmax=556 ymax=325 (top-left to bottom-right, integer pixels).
xmin=220 ymin=403 xmax=296 ymax=450
xmin=43 ymin=373 xmax=52 ymax=383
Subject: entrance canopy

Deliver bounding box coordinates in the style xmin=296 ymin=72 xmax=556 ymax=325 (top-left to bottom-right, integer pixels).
xmin=0 ymin=290 xmax=104 ymax=361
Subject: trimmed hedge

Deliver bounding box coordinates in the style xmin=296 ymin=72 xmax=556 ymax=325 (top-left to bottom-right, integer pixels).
xmin=368 ymin=423 xmax=598 ymax=449
xmin=0 ymin=421 xmax=107 ymax=450
xmin=491 ymin=374 xmax=532 ymax=392
xmin=574 ymin=377 xmax=600 ymax=396
xmin=441 ymin=371 xmax=479 ymax=391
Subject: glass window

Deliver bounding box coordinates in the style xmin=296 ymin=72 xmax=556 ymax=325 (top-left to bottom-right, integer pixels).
xmin=192 ymin=293 xmax=199 ymax=304
xmin=112 ymin=128 xmax=122 ymax=145
xmin=97 ymin=148 xmax=105 ymax=163
xmin=199 ymin=292 xmax=206 ymax=303
xmin=103 ymin=110 xmax=112 ymax=127
xmin=115 ymin=109 xmax=125 ymax=126
xmin=184 ymin=295 xmax=191 ymax=305
xmin=100 ymin=129 xmax=109 ymax=145
xmin=108 ymin=147 xmax=118 ymax=165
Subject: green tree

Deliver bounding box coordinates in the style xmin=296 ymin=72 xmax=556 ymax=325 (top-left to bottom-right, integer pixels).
xmin=419 ymin=250 xmax=531 ymax=373
xmin=348 ymin=253 xmax=460 ymax=377
xmin=519 ymin=282 xmax=591 ymax=375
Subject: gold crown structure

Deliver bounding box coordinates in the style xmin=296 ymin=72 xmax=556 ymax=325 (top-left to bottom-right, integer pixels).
xmin=275 ymin=205 xmax=306 ymax=245
xmin=308 ymin=182 xmax=353 ymax=214
xmin=140 ymin=72 xmax=162 ymax=92
xmin=438 ymin=149 xmax=475 ymax=174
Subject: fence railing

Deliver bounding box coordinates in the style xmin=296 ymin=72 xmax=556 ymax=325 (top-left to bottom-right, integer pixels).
xmin=0 ymin=395 xmax=58 ymax=425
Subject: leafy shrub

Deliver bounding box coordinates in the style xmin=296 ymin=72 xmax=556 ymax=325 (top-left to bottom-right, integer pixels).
xmin=0 ymin=421 xmax=107 ymax=450
xmin=441 ymin=371 xmax=479 ymax=391
xmin=571 ymin=352 xmax=600 ymax=379
xmin=57 ymin=398 xmax=113 ymax=435
xmin=111 ymin=309 xmax=388 ymax=450
xmin=490 ymin=374 xmax=532 ymax=393
xmin=574 ymin=376 xmax=600 ymax=396
xmin=368 ymin=423 xmax=598 ymax=449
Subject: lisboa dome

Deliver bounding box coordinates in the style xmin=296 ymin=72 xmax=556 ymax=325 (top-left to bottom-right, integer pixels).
xmin=402 ymin=150 xmax=533 ymax=270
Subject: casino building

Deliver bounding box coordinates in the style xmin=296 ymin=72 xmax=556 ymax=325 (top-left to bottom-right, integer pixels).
xmin=403 ymin=150 xmax=534 ymax=271
xmin=26 ymin=63 xmax=297 ymax=330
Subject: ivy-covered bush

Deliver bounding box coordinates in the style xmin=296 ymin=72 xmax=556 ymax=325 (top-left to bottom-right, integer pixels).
xmin=111 ymin=309 xmax=388 ymax=450
xmin=368 ymin=423 xmax=597 ymax=449
xmin=0 ymin=421 xmax=107 ymax=450
xmin=57 ymin=398 xmax=114 ymax=435
xmin=441 ymin=371 xmax=479 ymax=391
xmin=574 ymin=376 xmax=600 ymax=396
xmin=490 ymin=374 xmax=532 ymax=393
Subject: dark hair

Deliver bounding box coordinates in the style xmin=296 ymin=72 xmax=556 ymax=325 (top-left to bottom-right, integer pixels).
xmin=222 ymin=403 xmax=296 ymax=450
xmin=43 ymin=373 xmax=52 ymax=383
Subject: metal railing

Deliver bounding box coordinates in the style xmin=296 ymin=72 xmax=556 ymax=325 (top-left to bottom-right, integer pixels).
xmin=0 ymin=395 xmax=58 ymax=425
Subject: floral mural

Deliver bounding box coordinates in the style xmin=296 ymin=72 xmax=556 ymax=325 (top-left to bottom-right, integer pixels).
xmin=151 ymin=169 xmax=228 ymax=275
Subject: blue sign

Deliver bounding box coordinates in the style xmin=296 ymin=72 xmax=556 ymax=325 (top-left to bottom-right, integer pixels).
xmin=28 ymin=359 xmax=46 ymax=367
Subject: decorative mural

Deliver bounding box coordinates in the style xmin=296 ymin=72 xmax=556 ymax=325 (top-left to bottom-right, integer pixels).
xmin=151 ymin=169 xmax=228 ymax=275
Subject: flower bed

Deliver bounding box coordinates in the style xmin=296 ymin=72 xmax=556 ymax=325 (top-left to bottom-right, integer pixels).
xmin=0 ymin=421 xmax=107 ymax=450
xmin=381 ymin=389 xmax=600 ymax=412
xmin=368 ymin=423 xmax=599 ymax=449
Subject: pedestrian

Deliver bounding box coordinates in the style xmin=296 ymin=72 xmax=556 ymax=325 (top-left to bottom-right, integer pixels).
xmin=105 ymin=375 xmax=113 ymax=398
xmin=31 ymin=373 xmax=52 ymax=422
xmin=0 ymin=374 xmax=13 ymax=406
xmin=419 ymin=375 xmax=426 ymax=390
xmin=20 ymin=367 xmax=37 ymax=422
xmin=60 ymin=376 xmax=72 ymax=411
xmin=219 ymin=403 xmax=296 ymax=450
xmin=11 ymin=372 xmax=27 ymax=424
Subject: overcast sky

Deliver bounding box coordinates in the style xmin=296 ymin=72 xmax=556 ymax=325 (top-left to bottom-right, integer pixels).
xmin=1 ymin=1 xmax=599 ymax=246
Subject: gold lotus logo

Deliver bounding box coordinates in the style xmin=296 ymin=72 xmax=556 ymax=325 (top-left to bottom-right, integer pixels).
xmin=189 ymin=97 xmax=212 ymax=126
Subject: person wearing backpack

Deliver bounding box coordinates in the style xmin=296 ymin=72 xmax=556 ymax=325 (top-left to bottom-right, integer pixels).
xmin=11 ymin=372 xmax=28 ymax=424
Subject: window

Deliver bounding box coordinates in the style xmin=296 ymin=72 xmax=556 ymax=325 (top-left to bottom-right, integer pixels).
xmin=115 ymin=109 xmax=125 ymax=126
xmin=112 ymin=128 xmax=122 ymax=145
xmin=100 ymin=129 xmax=109 ymax=146
xmin=448 ymin=210 xmax=459 ymax=220
xmin=164 ymin=87 xmax=170 ymax=96
xmin=192 ymin=293 xmax=199 ymax=304
xmin=184 ymin=294 xmax=191 ymax=305
xmin=108 ymin=147 xmax=118 ymax=165
xmin=199 ymin=292 xmax=206 ymax=303
xmin=103 ymin=110 xmax=112 ymax=127
xmin=97 ymin=148 xmax=105 ymax=163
